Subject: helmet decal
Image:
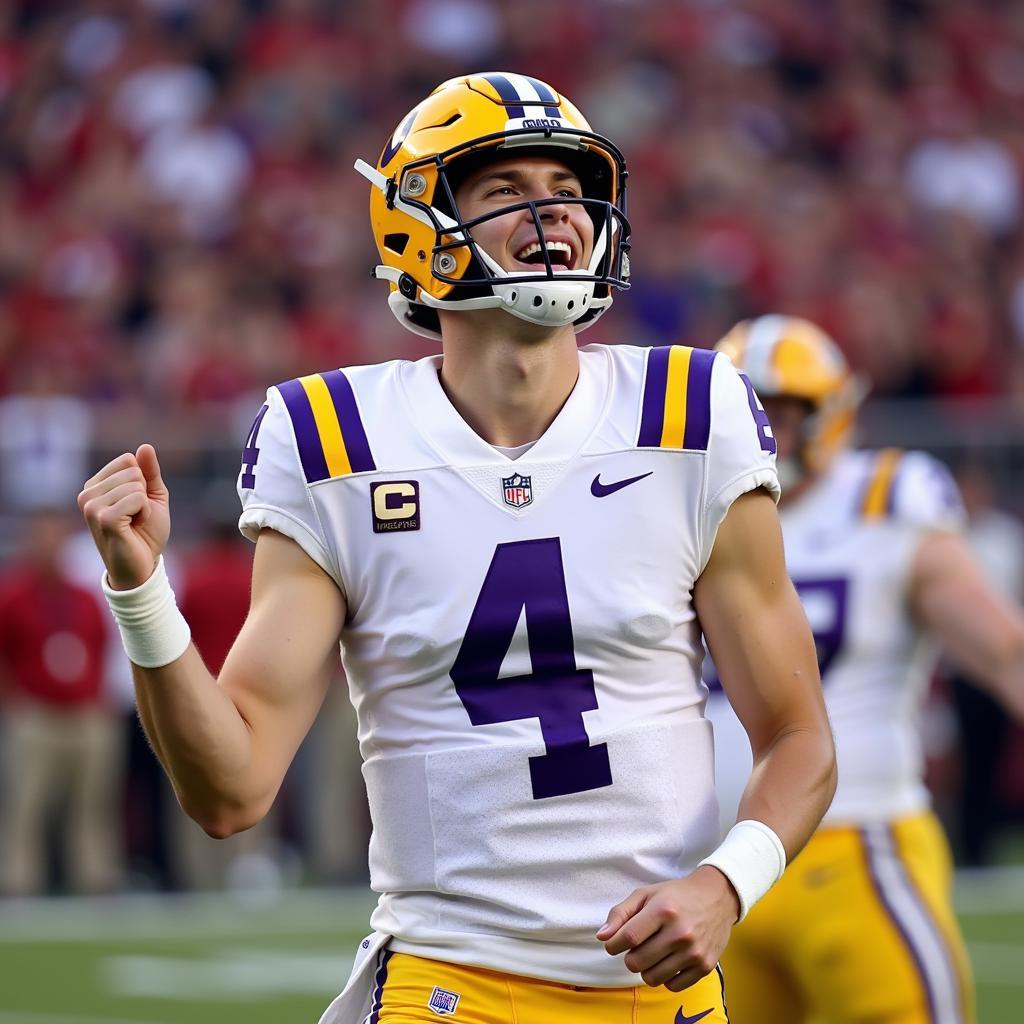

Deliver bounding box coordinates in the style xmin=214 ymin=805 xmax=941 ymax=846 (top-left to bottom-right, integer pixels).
xmin=380 ymin=103 xmax=424 ymax=169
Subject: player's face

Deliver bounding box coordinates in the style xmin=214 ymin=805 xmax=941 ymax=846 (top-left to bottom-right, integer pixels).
xmin=454 ymin=156 xmax=595 ymax=276
xmin=761 ymin=396 xmax=813 ymax=464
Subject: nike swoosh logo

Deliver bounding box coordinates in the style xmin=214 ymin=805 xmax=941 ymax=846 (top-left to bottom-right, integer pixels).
xmin=676 ymin=1009 xmax=713 ymax=1024
xmin=590 ymin=471 xmax=653 ymax=497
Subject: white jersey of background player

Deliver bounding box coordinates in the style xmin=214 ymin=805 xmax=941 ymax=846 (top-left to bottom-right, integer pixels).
xmin=79 ymin=76 xmax=835 ymax=1024
xmin=705 ymin=316 xmax=1024 ymax=1024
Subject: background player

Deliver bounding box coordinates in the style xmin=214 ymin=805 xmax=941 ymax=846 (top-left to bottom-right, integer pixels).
xmin=706 ymin=315 xmax=1024 ymax=1024
xmin=79 ymin=76 xmax=835 ymax=1023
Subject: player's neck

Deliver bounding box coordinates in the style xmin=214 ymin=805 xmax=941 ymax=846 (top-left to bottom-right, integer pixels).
xmin=437 ymin=311 xmax=580 ymax=447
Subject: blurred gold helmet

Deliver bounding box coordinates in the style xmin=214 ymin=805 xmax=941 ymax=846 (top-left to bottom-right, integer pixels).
xmin=354 ymin=73 xmax=630 ymax=340
xmin=716 ymin=315 xmax=867 ymax=478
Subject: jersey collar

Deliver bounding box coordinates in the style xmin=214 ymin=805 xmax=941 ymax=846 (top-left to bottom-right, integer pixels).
xmin=402 ymin=348 xmax=609 ymax=466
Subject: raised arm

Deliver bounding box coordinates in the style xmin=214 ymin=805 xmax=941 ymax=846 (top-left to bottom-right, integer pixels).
xmin=694 ymin=488 xmax=836 ymax=858
xmin=910 ymin=528 xmax=1024 ymax=722
xmin=79 ymin=444 xmax=346 ymax=838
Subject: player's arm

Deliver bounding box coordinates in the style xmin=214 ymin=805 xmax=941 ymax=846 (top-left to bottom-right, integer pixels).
xmin=910 ymin=528 xmax=1024 ymax=722
xmin=599 ymin=490 xmax=836 ymax=990
xmin=79 ymin=445 xmax=346 ymax=838
xmin=695 ymin=488 xmax=836 ymax=857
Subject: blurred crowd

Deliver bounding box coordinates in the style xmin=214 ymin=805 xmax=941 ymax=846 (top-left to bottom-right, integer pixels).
xmin=2 ymin=0 xmax=1024 ymax=896
xmin=2 ymin=0 xmax=1024 ymax=428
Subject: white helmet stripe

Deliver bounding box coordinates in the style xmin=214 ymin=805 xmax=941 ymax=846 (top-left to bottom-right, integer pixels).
xmin=745 ymin=314 xmax=787 ymax=393
xmin=502 ymin=72 xmax=543 ymax=103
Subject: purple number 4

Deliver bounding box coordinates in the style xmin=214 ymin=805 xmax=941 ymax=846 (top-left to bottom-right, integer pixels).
xmin=450 ymin=538 xmax=613 ymax=800
xmin=240 ymin=404 xmax=268 ymax=489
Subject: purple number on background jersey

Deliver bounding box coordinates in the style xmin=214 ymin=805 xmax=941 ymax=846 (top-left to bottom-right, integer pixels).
xmin=705 ymin=576 xmax=849 ymax=690
xmin=793 ymin=576 xmax=849 ymax=678
xmin=450 ymin=538 xmax=613 ymax=800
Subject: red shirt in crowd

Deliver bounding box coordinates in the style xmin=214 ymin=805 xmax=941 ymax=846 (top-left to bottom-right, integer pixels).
xmin=0 ymin=568 xmax=108 ymax=708
xmin=179 ymin=539 xmax=253 ymax=675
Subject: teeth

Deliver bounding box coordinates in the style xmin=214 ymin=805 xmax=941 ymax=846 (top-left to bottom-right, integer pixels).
xmin=515 ymin=240 xmax=573 ymax=263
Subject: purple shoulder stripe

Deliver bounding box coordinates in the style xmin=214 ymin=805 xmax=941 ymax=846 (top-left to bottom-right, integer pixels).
xmin=682 ymin=348 xmax=715 ymax=451
xmin=276 ymin=378 xmax=330 ymax=484
xmin=321 ymin=369 xmax=376 ymax=473
xmin=638 ymin=346 xmax=671 ymax=447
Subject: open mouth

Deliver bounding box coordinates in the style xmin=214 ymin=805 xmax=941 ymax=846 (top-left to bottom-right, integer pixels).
xmin=513 ymin=239 xmax=576 ymax=272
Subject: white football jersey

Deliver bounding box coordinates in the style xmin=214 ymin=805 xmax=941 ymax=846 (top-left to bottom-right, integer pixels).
xmin=237 ymin=343 xmax=778 ymax=986
xmin=707 ymin=448 xmax=965 ymax=832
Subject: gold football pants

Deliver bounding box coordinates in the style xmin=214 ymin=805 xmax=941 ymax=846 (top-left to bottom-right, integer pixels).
xmin=368 ymin=949 xmax=730 ymax=1023
xmin=721 ymin=810 xmax=974 ymax=1024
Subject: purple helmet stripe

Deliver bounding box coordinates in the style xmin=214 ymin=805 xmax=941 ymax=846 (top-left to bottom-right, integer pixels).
xmin=524 ymin=75 xmax=561 ymax=118
xmin=321 ymin=369 xmax=376 ymax=473
xmin=277 ymin=378 xmax=330 ymax=484
xmin=483 ymin=74 xmax=526 ymax=118
xmin=638 ymin=346 xmax=671 ymax=447
xmin=860 ymin=824 xmax=966 ymax=1023
xmin=368 ymin=949 xmax=393 ymax=1024
xmin=682 ymin=348 xmax=716 ymax=451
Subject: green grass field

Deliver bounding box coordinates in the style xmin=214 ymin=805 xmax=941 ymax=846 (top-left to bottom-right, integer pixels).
xmin=0 ymin=874 xmax=1020 ymax=1023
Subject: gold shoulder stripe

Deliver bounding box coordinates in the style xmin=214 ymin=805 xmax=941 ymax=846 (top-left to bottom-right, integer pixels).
xmin=298 ymin=373 xmax=352 ymax=478
xmin=861 ymin=448 xmax=902 ymax=520
xmin=660 ymin=345 xmax=693 ymax=449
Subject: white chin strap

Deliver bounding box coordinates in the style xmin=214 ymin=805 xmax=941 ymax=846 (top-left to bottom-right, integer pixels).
xmin=483 ymin=220 xmax=612 ymax=328
xmin=476 ymin=252 xmax=598 ymax=328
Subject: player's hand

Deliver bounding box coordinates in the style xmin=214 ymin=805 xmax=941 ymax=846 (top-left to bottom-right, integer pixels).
xmin=78 ymin=444 xmax=170 ymax=591
xmin=596 ymin=865 xmax=740 ymax=991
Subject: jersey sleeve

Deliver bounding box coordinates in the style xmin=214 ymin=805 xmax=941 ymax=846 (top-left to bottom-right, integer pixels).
xmin=890 ymin=450 xmax=966 ymax=533
xmin=236 ymin=387 xmax=339 ymax=583
xmin=699 ymin=355 xmax=781 ymax=571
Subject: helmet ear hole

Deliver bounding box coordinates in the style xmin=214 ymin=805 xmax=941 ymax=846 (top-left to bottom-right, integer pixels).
xmin=384 ymin=233 xmax=409 ymax=255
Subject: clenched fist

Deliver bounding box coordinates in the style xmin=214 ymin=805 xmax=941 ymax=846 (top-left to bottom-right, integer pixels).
xmin=78 ymin=443 xmax=170 ymax=591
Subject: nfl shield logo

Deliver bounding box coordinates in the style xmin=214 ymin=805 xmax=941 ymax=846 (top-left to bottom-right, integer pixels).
xmin=428 ymin=985 xmax=461 ymax=1016
xmin=502 ymin=472 xmax=533 ymax=509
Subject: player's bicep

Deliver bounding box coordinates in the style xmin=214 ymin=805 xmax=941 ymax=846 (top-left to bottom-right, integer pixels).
xmin=694 ymin=490 xmax=825 ymax=756
xmin=218 ymin=529 xmax=346 ymax=789
xmin=911 ymin=528 xmax=1024 ymax=685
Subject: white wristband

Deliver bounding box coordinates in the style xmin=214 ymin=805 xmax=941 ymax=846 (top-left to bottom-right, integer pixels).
xmin=698 ymin=819 xmax=787 ymax=922
xmin=101 ymin=556 xmax=192 ymax=669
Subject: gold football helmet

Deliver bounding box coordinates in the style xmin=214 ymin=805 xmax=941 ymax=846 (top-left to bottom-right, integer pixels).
xmin=716 ymin=315 xmax=867 ymax=478
xmin=355 ymin=73 xmax=630 ymax=339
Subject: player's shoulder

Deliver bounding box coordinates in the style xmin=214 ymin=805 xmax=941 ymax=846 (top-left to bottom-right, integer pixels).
xmin=252 ymin=357 xmax=432 ymax=486
xmin=851 ymin=447 xmax=964 ymax=528
xmin=589 ymin=342 xmax=740 ymax=454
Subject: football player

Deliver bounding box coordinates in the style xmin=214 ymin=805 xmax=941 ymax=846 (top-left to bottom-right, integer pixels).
xmin=706 ymin=315 xmax=1024 ymax=1024
xmin=79 ymin=76 xmax=836 ymax=1023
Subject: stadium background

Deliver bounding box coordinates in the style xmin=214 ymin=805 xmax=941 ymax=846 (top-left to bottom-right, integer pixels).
xmin=0 ymin=0 xmax=1022 ymax=1020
